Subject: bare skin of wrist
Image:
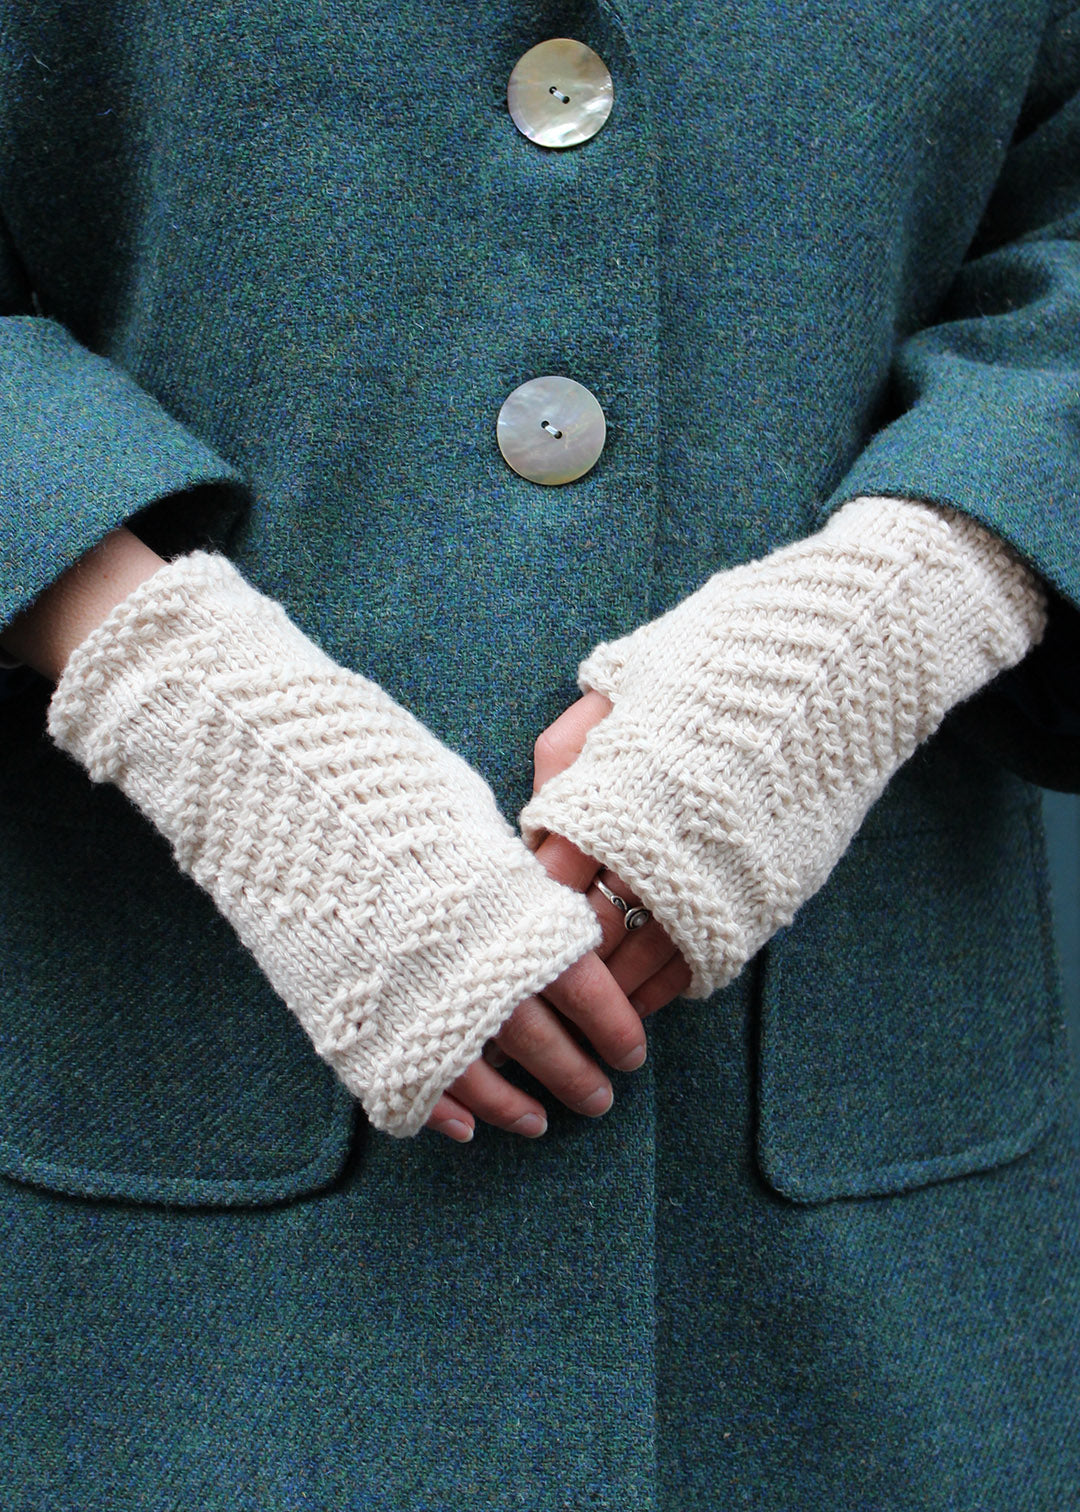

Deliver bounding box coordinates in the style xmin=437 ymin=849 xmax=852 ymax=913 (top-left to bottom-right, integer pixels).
xmin=0 ymin=526 xmax=167 ymax=682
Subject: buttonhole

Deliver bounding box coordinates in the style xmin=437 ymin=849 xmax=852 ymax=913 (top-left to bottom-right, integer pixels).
xmin=540 ymin=419 xmax=563 ymax=438
xmin=548 ymin=86 xmax=571 ymax=104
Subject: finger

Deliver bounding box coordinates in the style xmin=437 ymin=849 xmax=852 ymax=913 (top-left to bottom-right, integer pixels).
xmin=444 ymin=1058 xmax=550 ymax=1138
xmin=425 ymin=1092 xmax=476 ymax=1143
xmin=495 ymin=992 xmax=617 ymax=1116
xmin=589 ymin=869 xmax=683 ymax=994
xmin=532 ymin=691 xmax=613 ymax=793
xmin=540 ymin=953 xmax=647 ymax=1074
xmin=534 ymin=830 xmax=602 ymax=894
xmin=586 ymin=869 xmax=663 ymax=961
xmin=482 ymin=1040 xmax=509 ymax=1069
xmin=629 ymin=955 xmax=694 ymax=1020
xmin=606 ymin=933 xmax=681 ymax=1000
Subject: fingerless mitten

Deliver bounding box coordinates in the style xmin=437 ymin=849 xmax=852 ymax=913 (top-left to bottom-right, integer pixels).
xmin=48 ymin=551 xmax=601 ymax=1134
xmin=521 ymin=498 xmax=1047 ymax=999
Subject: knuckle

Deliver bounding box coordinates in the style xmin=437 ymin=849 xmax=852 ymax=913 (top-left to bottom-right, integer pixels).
xmin=548 ymin=957 xmax=596 ymax=1016
xmin=497 ymin=999 xmax=552 ymax=1061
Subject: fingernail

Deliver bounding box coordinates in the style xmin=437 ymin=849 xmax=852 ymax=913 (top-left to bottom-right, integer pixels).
xmin=436 ymin=1120 xmax=474 ymax=1143
xmin=616 ymin=1043 xmax=647 ymax=1072
xmin=509 ymin=1113 xmax=548 ymax=1138
xmin=576 ymin=1087 xmax=614 ymax=1117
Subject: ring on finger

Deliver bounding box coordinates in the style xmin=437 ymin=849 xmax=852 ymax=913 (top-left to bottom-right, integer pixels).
xmin=594 ymin=877 xmax=652 ymax=932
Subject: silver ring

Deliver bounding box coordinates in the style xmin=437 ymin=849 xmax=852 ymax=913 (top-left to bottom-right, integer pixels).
xmin=594 ymin=878 xmax=651 ymax=931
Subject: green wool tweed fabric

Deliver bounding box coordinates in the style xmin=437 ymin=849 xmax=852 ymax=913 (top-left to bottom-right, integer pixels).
xmin=1 ymin=1 xmax=1079 ymax=1508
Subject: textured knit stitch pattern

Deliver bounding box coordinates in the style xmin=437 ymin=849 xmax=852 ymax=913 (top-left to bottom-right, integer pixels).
xmin=46 ymin=551 xmax=602 ymax=1136
xmin=522 ymin=498 xmax=1048 ymax=999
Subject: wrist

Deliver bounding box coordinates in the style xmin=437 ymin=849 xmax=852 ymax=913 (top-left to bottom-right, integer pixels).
xmin=0 ymin=526 xmax=167 ymax=682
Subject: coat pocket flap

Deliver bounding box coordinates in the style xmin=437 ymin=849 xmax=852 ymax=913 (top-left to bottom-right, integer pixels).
xmin=756 ymin=782 xmax=1063 ymax=1204
xmin=0 ymin=757 xmax=356 ymax=1208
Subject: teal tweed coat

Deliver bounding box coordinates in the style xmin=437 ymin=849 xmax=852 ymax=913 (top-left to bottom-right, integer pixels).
xmin=2 ymin=2 xmax=1080 ymax=1507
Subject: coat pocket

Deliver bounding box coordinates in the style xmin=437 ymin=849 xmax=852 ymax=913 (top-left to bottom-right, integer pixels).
xmin=0 ymin=725 xmax=356 ymax=1208
xmin=756 ymin=768 xmax=1065 ymax=1204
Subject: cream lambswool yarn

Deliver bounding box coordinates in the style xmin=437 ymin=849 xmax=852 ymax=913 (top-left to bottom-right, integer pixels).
xmin=522 ymin=497 xmax=1048 ymax=1000
xmin=47 ymin=551 xmax=601 ymax=1136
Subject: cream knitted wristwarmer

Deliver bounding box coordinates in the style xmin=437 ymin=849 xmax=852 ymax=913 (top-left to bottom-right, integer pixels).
xmin=47 ymin=551 xmax=601 ymax=1136
xmin=521 ymin=497 xmax=1047 ymax=1000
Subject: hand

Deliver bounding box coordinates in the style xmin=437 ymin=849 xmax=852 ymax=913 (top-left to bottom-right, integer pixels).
xmin=424 ymin=692 xmax=690 ymax=1145
xmin=531 ymin=693 xmax=691 ymax=1016
xmin=48 ymin=550 xmax=609 ymax=1139
xmin=423 ymin=953 xmax=646 ymax=1143
xmin=520 ymin=500 xmax=1048 ymax=1013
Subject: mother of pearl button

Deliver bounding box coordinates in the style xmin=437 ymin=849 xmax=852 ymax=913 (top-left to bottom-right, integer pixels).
xmin=497 ymin=376 xmax=607 ymax=485
xmin=507 ymin=39 xmax=614 ymax=149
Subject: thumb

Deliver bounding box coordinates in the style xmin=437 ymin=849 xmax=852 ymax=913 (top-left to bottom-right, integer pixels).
xmin=532 ymin=690 xmax=613 ymax=794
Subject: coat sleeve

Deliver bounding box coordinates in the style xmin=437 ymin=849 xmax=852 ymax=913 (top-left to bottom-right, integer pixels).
xmin=823 ymin=5 xmax=1080 ymax=790
xmin=0 ymin=221 xmax=246 ymax=697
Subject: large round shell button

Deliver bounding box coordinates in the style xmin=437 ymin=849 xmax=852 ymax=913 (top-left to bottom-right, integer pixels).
xmin=507 ymin=39 xmax=614 ymax=148
xmin=497 ymin=376 xmax=606 ymax=485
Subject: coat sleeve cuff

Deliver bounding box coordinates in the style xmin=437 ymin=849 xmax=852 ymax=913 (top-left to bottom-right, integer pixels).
xmin=0 ymin=317 xmax=247 ymax=634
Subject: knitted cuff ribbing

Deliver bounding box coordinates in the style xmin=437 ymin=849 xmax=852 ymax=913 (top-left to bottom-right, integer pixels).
xmin=48 ymin=551 xmax=601 ymax=1135
xmin=522 ymin=498 xmax=1047 ymax=999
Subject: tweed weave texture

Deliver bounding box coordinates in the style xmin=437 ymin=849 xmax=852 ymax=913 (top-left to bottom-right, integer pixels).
xmin=2 ymin=3 xmax=1080 ymax=1505
xmin=523 ymin=498 xmax=1047 ymax=998
xmin=46 ymin=551 xmax=601 ymax=1135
